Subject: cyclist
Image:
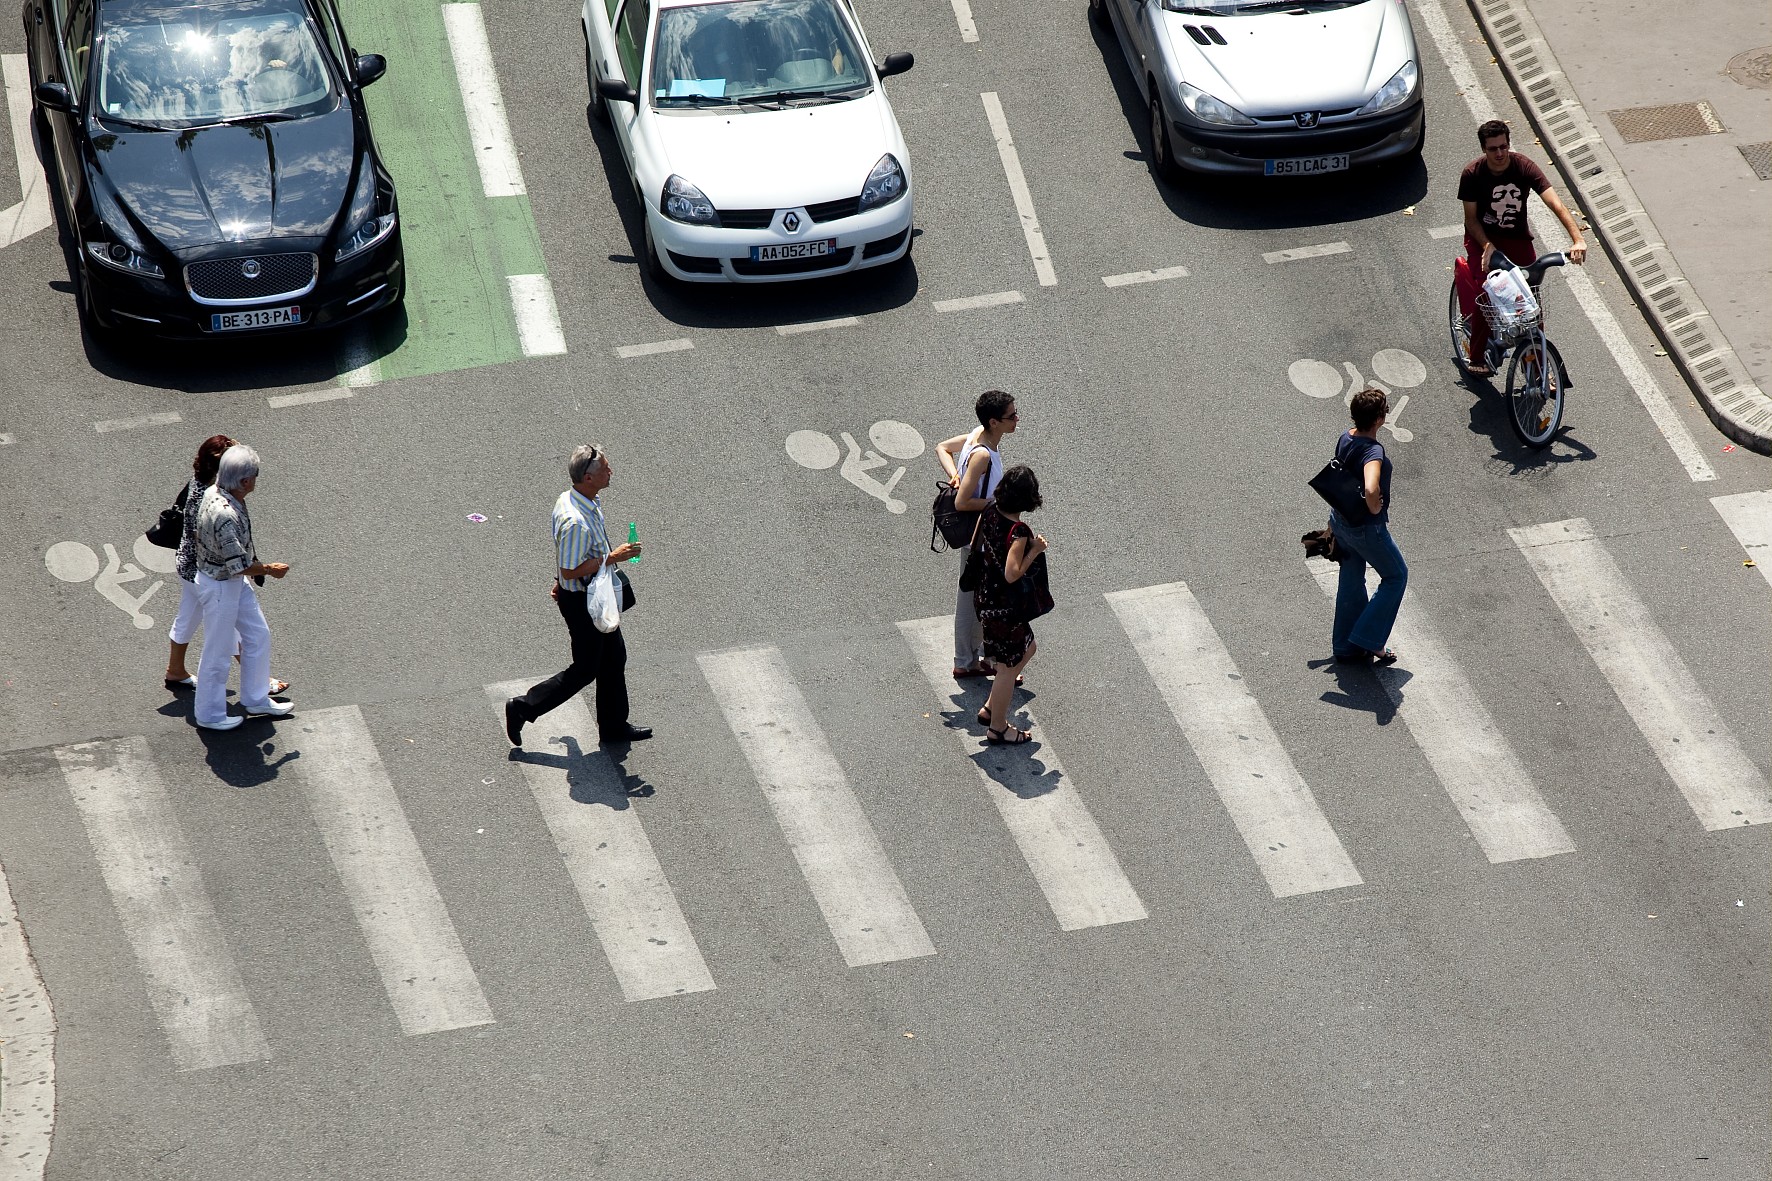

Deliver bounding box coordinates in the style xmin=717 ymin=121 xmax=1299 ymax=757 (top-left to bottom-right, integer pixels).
xmin=1458 ymin=118 xmax=1588 ymax=375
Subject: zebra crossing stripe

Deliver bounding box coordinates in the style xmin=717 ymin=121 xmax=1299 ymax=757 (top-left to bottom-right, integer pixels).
xmin=698 ymin=647 xmax=937 ymax=967
xmin=1104 ymin=583 xmax=1363 ymax=898
xmin=54 ymin=737 xmax=271 ymax=1071
xmin=1711 ymin=490 xmax=1772 ymax=590
xmin=288 ymin=707 xmax=495 ymax=1035
xmin=1305 ymin=558 xmax=1575 ymax=863
xmin=1511 ymin=519 xmax=1772 ymax=829
xmin=486 ymin=683 xmax=715 ymax=1001
xmin=898 ymin=618 xmax=1148 ymax=930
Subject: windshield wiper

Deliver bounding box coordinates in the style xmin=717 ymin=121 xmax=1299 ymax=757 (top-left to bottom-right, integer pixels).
xmin=751 ymin=87 xmax=864 ymax=108
xmin=657 ymin=92 xmax=769 ymax=111
xmin=95 ymin=114 xmax=165 ymax=131
xmin=212 ymin=111 xmax=304 ymax=126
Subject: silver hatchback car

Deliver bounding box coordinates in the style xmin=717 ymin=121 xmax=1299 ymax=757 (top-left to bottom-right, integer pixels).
xmin=1091 ymin=0 xmax=1424 ymax=180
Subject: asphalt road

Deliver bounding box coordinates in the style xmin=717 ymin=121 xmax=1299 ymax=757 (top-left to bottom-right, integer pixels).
xmin=1 ymin=0 xmax=1767 ymax=1177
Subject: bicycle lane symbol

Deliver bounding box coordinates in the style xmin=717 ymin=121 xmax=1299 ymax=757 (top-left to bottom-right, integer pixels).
xmin=44 ymin=535 xmax=178 ymax=629
xmin=1288 ymin=348 xmax=1427 ymax=442
xmin=785 ymin=420 xmax=926 ymax=514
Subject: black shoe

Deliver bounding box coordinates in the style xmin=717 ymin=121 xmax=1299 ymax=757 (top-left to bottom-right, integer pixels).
xmin=601 ymin=723 xmax=653 ymax=744
xmin=504 ymin=699 xmax=525 ymax=746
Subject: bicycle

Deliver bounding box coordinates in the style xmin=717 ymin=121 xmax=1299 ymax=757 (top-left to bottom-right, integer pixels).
xmin=1448 ymin=249 xmax=1571 ymax=448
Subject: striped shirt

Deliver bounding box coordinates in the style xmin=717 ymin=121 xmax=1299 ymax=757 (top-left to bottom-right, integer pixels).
xmin=553 ymin=487 xmax=609 ymax=591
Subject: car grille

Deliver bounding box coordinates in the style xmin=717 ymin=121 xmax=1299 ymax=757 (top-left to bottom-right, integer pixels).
xmin=716 ymin=208 xmax=775 ymax=229
xmin=730 ymin=246 xmax=855 ymax=276
xmin=184 ymin=253 xmax=318 ymax=305
xmin=806 ymin=197 xmax=861 ymax=222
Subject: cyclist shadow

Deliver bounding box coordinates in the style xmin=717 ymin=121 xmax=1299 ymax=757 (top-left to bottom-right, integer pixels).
xmin=1456 ymin=364 xmax=1598 ymax=471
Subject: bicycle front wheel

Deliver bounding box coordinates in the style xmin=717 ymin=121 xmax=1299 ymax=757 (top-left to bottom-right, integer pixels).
xmin=1448 ymin=279 xmax=1474 ymax=373
xmin=1506 ymin=338 xmax=1564 ymax=448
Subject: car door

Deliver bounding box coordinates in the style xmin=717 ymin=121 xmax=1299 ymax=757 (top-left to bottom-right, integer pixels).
xmin=49 ymin=0 xmax=94 ymax=217
xmin=1109 ymin=0 xmax=1150 ymax=95
xmin=607 ymin=0 xmax=648 ymax=174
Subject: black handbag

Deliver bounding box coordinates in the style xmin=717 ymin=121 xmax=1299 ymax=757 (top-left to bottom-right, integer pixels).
xmin=144 ymin=483 xmax=189 ymax=549
xmin=615 ymin=567 xmax=637 ymax=611
xmin=1308 ymin=452 xmax=1371 ymax=526
xmin=1004 ymin=526 xmax=1054 ymax=624
xmin=931 ymin=480 xmax=979 ymax=552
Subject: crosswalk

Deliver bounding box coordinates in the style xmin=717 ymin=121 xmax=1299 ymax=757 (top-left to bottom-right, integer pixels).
xmin=27 ymin=505 xmax=1771 ymax=1071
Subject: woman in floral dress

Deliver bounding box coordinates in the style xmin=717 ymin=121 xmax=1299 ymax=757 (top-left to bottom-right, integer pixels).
xmin=971 ymin=464 xmax=1047 ymax=745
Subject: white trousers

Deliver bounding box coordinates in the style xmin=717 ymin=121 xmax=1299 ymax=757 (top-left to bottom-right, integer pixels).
xmin=194 ymin=574 xmax=273 ymax=724
xmin=170 ymin=577 xmax=246 ymax=654
xmin=953 ymin=544 xmax=983 ymax=668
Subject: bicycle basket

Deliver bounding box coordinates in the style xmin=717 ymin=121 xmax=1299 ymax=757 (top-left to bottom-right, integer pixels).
xmin=1478 ymin=267 xmax=1542 ymax=345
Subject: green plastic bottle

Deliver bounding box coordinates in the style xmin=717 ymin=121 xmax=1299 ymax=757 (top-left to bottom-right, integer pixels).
xmin=627 ymin=521 xmax=639 ymax=562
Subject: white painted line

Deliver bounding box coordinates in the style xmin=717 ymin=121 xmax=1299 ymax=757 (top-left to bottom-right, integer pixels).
xmin=93 ymin=411 xmax=181 ymax=434
xmin=0 ymin=861 xmax=56 ymax=1181
xmin=1 ymin=55 xmax=54 ymax=249
xmin=1104 ymin=583 xmax=1363 ymax=898
xmin=1711 ymin=490 xmax=1772 ymax=589
xmin=267 ymin=388 xmax=354 ymax=409
xmin=0 ymin=432 xmax=14 ymax=445
xmin=948 ymin=0 xmax=978 ymax=42
xmin=1428 ymin=224 xmax=1465 ymax=239
xmin=1262 ymin=241 xmax=1352 ymax=264
xmin=441 ymin=3 xmax=525 ymax=197
xmin=336 ymin=329 xmax=382 ymax=387
xmin=1413 ymin=0 xmax=1715 ymax=482
xmin=698 ymin=647 xmax=936 ymax=966
xmin=898 ymin=618 xmax=1148 ymax=930
xmin=776 ymin=316 xmax=859 ymax=336
xmin=288 ymin=706 xmax=495 ymax=1034
xmin=55 ymin=738 xmax=271 ymax=1071
xmin=507 ymin=273 xmax=567 ymax=356
xmin=1510 ymin=519 xmax=1770 ymax=829
xmin=1305 ymin=558 xmax=1574 ymax=863
xmin=980 ymin=93 xmax=1056 ymax=287
xmin=615 ymin=338 xmax=694 ymax=359
xmin=933 ymin=290 xmax=1024 ymax=313
xmin=486 ymin=683 xmax=715 ymax=1002
xmin=1102 ymin=265 xmax=1190 ymax=288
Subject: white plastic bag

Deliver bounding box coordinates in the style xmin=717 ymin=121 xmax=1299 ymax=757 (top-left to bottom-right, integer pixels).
xmin=1482 ymin=265 xmax=1538 ymax=338
xmin=587 ymin=563 xmax=621 ymax=633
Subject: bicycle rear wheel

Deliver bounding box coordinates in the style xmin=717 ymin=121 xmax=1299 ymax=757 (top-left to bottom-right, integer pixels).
xmin=1447 ymin=279 xmax=1474 ymax=373
xmin=1506 ymin=338 xmax=1564 ymax=447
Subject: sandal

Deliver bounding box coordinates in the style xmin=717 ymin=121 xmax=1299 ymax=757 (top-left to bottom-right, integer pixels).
xmin=952 ymin=665 xmax=992 ymax=680
xmin=986 ymin=724 xmax=1032 ymax=745
xmin=976 ymin=706 xmax=992 ymax=727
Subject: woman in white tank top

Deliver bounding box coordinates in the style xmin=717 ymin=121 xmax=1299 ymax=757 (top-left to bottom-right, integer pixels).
xmin=934 ymin=390 xmax=1020 ymax=677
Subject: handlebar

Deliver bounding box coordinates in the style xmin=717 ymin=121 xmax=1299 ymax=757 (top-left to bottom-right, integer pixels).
xmin=1486 ymin=250 xmax=1567 ymax=280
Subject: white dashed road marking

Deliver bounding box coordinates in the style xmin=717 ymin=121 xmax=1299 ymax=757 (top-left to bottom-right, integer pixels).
xmin=94 ymin=412 xmax=182 ymax=434
xmin=980 ymin=92 xmax=1057 ymax=287
xmin=615 ymin=338 xmax=695 ymax=359
xmin=1428 ymin=224 xmax=1465 ymax=239
xmin=267 ymin=388 xmax=354 ymax=408
xmin=1102 ymin=265 xmax=1190 ymax=288
xmin=933 ymin=290 xmax=1024 ymax=313
xmin=776 ymin=316 xmax=859 ymax=336
xmin=442 ymin=3 xmax=525 ymax=198
xmin=1262 ymin=242 xmax=1352 ymax=264
xmin=507 ymin=273 xmax=567 ymax=356
xmin=948 ymin=0 xmax=977 ymax=42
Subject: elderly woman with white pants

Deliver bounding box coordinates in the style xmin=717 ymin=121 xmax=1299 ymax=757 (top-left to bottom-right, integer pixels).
xmin=192 ymin=444 xmax=294 ymax=731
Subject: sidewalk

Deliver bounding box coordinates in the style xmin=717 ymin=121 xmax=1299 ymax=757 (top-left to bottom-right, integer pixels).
xmin=1468 ymin=0 xmax=1772 ymax=452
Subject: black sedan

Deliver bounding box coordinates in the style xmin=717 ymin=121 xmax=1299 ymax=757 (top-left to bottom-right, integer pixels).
xmin=23 ymin=0 xmax=402 ymax=340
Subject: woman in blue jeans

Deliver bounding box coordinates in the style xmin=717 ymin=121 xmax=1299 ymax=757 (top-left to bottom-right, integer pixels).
xmin=1330 ymin=388 xmax=1406 ymax=665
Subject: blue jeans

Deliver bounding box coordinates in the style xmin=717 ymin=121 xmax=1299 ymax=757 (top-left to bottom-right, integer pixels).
xmin=1330 ymin=515 xmax=1408 ymax=656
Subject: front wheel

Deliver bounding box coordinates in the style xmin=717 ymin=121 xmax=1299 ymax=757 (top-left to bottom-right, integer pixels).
xmin=1447 ymin=278 xmax=1473 ymax=374
xmin=1149 ymin=92 xmax=1181 ymax=185
xmin=1506 ymin=338 xmax=1565 ymax=448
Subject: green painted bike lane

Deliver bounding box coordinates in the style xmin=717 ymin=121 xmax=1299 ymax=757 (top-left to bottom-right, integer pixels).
xmin=338 ymin=0 xmax=549 ymax=380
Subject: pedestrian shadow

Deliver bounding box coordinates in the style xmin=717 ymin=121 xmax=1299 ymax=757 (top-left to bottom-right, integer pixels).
xmin=938 ymin=684 xmax=1059 ymax=799
xmin=196 ymin=728 xmax=300 ymax=788
xmin=1308 ymin=657 xmax=1408 ymax=726
xmin=507 ymin=734 xmax=654 ymax=808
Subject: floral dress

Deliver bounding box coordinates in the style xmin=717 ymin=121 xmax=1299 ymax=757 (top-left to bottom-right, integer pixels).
xmin=173 ymin=476 xmax=208 ymax=584
xmin=972 ymin=510 xmax=1034 ymax=668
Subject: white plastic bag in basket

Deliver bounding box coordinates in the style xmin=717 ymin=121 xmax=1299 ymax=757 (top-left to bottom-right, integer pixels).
xmin=1482 ymin=265 xmax=1538 ymax=336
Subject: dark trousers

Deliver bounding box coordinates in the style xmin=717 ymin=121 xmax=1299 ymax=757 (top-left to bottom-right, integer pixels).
xmin=512 ymin=588 xmax=629 ymax=736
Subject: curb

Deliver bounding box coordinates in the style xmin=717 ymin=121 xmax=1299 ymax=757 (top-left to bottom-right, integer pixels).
xmin=1466 ymin=0 xmax=1772 ymax=455
xmin=0 ymin=864 xmax=55 ymax=1181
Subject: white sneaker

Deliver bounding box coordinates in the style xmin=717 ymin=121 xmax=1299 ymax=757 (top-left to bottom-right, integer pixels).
xmin=244 ymin=700 xmax=295 ymax=719
xmin=196 ymin=716 xmax=244 ymax=731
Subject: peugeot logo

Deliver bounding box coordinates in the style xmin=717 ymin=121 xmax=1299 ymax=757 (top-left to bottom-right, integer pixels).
xmin=1294 ymin=111 xmax=1320 ymax=129
xmin=783 ymin=211 xmax=801 ymax=233
xmin=241 ymin=259 xmax=262 ymax=279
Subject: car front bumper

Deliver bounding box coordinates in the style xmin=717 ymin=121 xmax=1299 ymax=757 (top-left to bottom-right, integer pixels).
xmin=1167 ymin=102 xmax=1424 ymax=176
xmin=649 ymin=194 xmax=913 ymax=283
xmin=85 ymin=232 xmax=405 ymax=339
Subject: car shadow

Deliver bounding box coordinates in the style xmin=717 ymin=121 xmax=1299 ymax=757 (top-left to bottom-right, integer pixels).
xmin=1086 ymin=8 xmax=1428 ymax=229
xmin=581 ymin=99 xmax=921 ymax=329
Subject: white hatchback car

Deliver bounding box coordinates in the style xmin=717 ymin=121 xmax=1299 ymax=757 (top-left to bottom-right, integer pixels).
xmin=584 ymin=0 xmax=915 ymax=282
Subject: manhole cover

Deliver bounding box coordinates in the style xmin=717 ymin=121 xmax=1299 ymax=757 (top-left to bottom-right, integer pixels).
xmin=1725 ymin=46 xmax=1772 ymax=89
xmin=1608 ymin=100 xmax=1726 ymax=143
xmin=1741 ymin=142 xmax=1772 ymax=181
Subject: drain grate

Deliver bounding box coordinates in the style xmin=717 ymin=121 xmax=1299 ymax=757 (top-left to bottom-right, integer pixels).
xmin=1608 ymin=100 xmax=1726 ymax=143
xmin=1740 ymin=141 xmax=1772 ymax=181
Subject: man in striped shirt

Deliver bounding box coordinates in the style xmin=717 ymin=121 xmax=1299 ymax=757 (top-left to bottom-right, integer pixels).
xmin=504 ymin=444 xmax=648 ymax=746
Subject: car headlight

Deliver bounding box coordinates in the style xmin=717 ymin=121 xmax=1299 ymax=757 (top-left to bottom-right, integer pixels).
xmin=857 ymin=153 xmax=907 ymax=212
xmin=1178 ymin=82 xmax=1255 ymax=128
xmin=336 ymin=161 xmax=398 ymax=261
xmin=85 ymin=239 xmax=163 ymax=278
xmin=660 ymin=175 xmax=717 ymax=225
xmin=336 ymin=212 xmax=397 ymax=262
xmin=1354 ymin=60 xmax=1418 ymax=117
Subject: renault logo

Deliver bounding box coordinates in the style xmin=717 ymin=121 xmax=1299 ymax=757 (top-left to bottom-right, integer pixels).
xmin=241 ymin=259 xmax=262 ymax=278
xmin=783 ymin=211 xmax=801 ymax=233
xmin=1294 ymin=111 xmax=1320 ymax=129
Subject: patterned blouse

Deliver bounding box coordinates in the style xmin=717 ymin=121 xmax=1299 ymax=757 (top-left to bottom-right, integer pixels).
xmin=194 ymin=485 xmax=255 ymax=580
xmin=174 ymin=475 xmax=209 ymax=584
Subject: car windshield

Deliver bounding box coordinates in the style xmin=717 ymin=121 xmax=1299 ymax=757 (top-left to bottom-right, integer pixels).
xmin=650 ymin=0 xmax=868 ymax=109
xmin=95 ymin=0 xmax=335 ymax=128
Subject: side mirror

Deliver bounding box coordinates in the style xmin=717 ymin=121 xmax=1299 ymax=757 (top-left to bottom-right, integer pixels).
xmin=877 ymin=52 xmax=913 ymax=79
xmin=597 ymin=77 xmax=639 ymax=105
xmin=353 ymin=54 xmax=387 ymax=88
xmin=34 ymin=81 xmax=75 ymax=113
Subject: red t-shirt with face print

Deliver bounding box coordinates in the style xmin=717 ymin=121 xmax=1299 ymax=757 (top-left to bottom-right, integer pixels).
xmin=1458 ymin=151 xmax=1551 ymax=238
